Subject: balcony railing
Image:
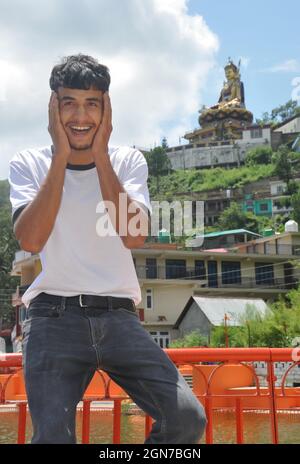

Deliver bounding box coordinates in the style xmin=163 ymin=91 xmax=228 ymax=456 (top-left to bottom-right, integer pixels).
xmin=136 ymin=265 xmax=205 ymax=280
xmin=135 ymin=266 xmax=298 ymax=290
xmin=243 ymin=244 xmax=300 ymax=256
xmin=217 ymin=276 xmax=297 ymax=290
xmin=1 ymin=349 xmax=299 ymax=444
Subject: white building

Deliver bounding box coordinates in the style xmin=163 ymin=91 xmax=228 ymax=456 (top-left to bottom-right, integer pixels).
xmin=166 ymin=125 xmax=272 ymax=170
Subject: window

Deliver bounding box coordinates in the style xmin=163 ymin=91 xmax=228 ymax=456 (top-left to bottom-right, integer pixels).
xmin=255 ymin=262 xmax=274 ymax=285
xmin=277 ymin=185 xmax=285 ymax=194
xmin=146 ymin=258 xmax=157 ymax=279
xmin=259 ymin=203 xmax=268 ymax=212
xmin=146 ymin=289 xmax=153 ymax=309
xmin=250 ymin=127 xmax=263 ymax=138
xmin=195 ymin=260 xmax=206 ymax=280
xmin=149 ymin=331 xmax=170 ymax=348
xmin=207 ymin=260 xmax=218 ymax=287
xmin=146 ymin=288 xmax=153 ymax=310
xmin=165 ymin=259 xmax=186 ymax=279
xmin=221 ymin=261 xmax=241 ymax=284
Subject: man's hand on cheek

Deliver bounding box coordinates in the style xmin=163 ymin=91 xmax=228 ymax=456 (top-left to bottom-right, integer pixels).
xmin=48 ymin=91 xmax=72 ymax=161
xmin=91 ymin=92 xmax=113 ymax=160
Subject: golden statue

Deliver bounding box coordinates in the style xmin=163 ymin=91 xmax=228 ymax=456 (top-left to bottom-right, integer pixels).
xmin=185 ymin=58 xmax=253 ymax=143
xmin=212 ymin=59 xmax=245 ymax=110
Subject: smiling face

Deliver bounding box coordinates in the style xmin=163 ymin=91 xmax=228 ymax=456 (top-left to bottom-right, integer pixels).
xmin=57 ymin=86 xmax=104 ymax=151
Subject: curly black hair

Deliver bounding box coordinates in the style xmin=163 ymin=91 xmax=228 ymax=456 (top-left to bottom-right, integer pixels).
xmin=49 ymin=53 xmax=110 ymax=92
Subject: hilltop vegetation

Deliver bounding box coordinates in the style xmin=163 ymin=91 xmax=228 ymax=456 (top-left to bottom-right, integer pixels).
xmin=148 ymin=163 xmax=276 ymax=198
xmin=0 ymin=180 xmax=20 ymax=324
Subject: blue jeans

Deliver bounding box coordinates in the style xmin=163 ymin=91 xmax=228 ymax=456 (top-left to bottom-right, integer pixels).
xmin=22 ymin=295 xmax=207 ymax=444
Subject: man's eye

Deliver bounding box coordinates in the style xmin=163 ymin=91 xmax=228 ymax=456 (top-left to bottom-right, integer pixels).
xmin=89 ymin=102 xmax=97 ymax=107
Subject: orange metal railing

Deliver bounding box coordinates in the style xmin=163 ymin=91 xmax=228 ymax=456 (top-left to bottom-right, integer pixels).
xmin=0 ymin=348 xmax=300 ymax=444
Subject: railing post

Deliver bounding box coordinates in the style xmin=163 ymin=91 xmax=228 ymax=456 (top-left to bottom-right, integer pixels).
xmin=267 ymin=360 xmax=279 ymax=444
xmin=236 ymin=398 xmax=244 ymax=444
xmin=113 ymin=399 xmax=122 ymax=444
xmin=81 ymin=399 xmax=91 ymax=444
xmin=205 ymin=396 xmax=213 ymax=444
xmin=17 ymin=402 xmax=27 ymax=444
xmin=145 ymin=414 xmax=153 ymax=440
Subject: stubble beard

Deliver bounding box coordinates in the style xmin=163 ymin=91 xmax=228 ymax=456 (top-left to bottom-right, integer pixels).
xmin=69 ymin=142 xmax=92 ymax=151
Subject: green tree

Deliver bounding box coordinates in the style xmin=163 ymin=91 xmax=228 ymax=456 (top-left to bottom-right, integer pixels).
xmin=0 ymin=181 xmax=20 ymax=325
xmin=169 ymin=329 xmax=208 ymax=348
xmin=291 ymin=190 xmax=300 ymax=224
xmin=285 ymin=180 xmax=300 ymax=196
xmin=261 ymin=296 xmax=300 ymax=347
xmin=256 ymin=111 xmax=275 ymax=126
xmin=217 ymin=202 xmax=260 ymax=233
xmin=161 ymin=137 xmax=169 ymax=149
xmin=210 ymin=325 xmax=248 ymax=347
xmin=145 ymin=146 xmax=172 ymax=193
xmin=245 ymin=146 xmax=273 ymax=166
xmin=272 ymin=145 xmax=293 ymax=185
xmin=211 ymin=304 xmax=272 ymax=348
xmin=271 ymin=100 xmax=300 ymax=122
xmin=256 ymin=99 xmax=300 ymax=124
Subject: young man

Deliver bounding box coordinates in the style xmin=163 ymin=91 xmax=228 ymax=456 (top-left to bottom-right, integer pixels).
xmin=8 ymin=54 xmax=207 ymax=444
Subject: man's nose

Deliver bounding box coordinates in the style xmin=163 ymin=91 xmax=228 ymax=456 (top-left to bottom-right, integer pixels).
xmin=72 ymin=105 xmax=89 ymax=119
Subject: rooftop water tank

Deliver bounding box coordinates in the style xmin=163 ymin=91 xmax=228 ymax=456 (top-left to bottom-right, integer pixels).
xmin=285 ymin=220 xmax=299 ymax=233
xmin=158 ymin=229 xmax=171 ymax=243
xmin=262 ymin=228 xmax=274 ymax=237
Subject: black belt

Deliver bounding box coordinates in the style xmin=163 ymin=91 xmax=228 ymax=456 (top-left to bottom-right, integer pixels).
xmin=30 ymin=292 xmax=136 ymax=313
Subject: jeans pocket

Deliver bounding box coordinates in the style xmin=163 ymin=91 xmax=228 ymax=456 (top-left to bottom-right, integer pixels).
xmin=117 ymin=307 xmax=139 ymax=318
xmin=27 ymin=301 xmax=60 ymax=319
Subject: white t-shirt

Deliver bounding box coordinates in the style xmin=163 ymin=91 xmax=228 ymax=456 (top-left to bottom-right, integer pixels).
xmin=8 ymin=144 xmax=152 ymax=308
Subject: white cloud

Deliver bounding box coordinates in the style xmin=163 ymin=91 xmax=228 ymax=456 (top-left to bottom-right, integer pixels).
xmin=0 ymin=0 xmax=218 ymax=179
xmin=262 ymin=59 xmax=300 ymax=73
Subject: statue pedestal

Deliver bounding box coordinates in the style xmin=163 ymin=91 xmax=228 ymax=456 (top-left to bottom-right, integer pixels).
xmin=185 ymin=106 xmax=253 ymax=144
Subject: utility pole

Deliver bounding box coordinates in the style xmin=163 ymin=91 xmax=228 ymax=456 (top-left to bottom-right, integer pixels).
xmin=224 ymin=313 xmax=230 ymax=348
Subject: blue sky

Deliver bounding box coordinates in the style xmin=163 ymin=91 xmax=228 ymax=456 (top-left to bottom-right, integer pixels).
xmin=187 ymin=0 xmax=300 ymax=121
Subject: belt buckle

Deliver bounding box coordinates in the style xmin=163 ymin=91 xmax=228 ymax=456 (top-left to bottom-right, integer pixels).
xmin=79 ymin=294 xmax=88 ymax=308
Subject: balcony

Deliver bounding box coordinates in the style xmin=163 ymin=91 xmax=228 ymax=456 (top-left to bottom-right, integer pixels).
xmin=136 ymin=265 xmax=206 ymax=281
xmin=135 ymin=265 xmax=298 ymax=290
xmin=272 ymin=204 xmax=293 ymax=213
xmin=217 ymin=276 xmax=297 ymax=290
xmin=242 ymin=244 xmax=300 ymax=256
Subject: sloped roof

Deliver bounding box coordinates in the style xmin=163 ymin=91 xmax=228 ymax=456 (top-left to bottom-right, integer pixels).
xmin=174 ymin=296 xmax=269 ymax=328
xmin=204 ymin=248 xmax=229 ymax=253
xmin=203 ymin=229 xmax=261 ymax=239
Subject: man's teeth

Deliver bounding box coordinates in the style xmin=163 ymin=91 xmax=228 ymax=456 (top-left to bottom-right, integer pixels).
xmin=70 ymin=126 xmax=91 ymax=131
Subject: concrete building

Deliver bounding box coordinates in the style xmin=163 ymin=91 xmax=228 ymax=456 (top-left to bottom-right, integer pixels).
xmin=170 ymin=174 xmax=300 ymax=227
xmin=166 ymin=124 xmax=272 ymax=171
xmin=235 ymin=226 xmax=300 ymax=257
xmin=166 ymin=115 xmax=300 ymax=172
xmin=273 ymin=115 xmax=300 ymax=136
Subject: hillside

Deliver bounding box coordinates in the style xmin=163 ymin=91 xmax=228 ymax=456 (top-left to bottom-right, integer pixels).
xmin=148 ymin=163 xmax=276 ymax=199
